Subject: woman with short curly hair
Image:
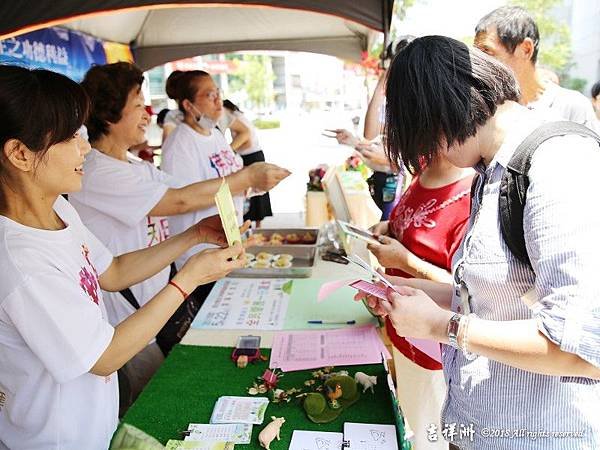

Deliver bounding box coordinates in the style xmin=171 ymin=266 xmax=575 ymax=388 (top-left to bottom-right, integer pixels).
xmin=70 ymin=62 xmax=288 ymax=411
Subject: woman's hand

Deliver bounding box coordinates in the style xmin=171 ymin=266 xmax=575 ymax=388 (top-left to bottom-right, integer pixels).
xmin=355 ymin=142 xmax=392 ymax=169
xmin=247 ymin=162 xmax=291 ymax=191
xmin=353 ymin=269 xmax=446 ymax=310
xmin=331 ymin=128 xmax=359 ymax=147
xmin=179 ymin=242 xmax=246 ymax=288
xmin=369 ymin=220 xmax=389 ymax=237
xmin=355 ymin=284 xmax=452 ymax=341
xmin=187 ymin=215 xmax=251 ymax=247
xmin=381 ymin=286 xmax=453 ymax=341
xmin=367 ymin=235 xmax=410 ymax=270
xmin=352 ymin=282 xmax=390 ymax=317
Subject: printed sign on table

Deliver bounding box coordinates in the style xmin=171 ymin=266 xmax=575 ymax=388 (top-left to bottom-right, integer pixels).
xmin=191 ymin=279 xmax=290 ymax=330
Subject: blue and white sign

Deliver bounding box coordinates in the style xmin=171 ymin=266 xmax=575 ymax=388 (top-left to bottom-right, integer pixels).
xmin=0 ymin=27 xmax=107 ymax=81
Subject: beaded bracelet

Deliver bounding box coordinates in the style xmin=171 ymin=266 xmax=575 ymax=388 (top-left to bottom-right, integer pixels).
xmin=168 ymin=280 xmax=189 ymax=300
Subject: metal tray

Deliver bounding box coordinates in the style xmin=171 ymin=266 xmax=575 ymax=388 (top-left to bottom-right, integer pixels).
xmin=249 ymin=227 xmax=321 ymax=248
xmin=228 ymin=244 xmax=317 ymax=278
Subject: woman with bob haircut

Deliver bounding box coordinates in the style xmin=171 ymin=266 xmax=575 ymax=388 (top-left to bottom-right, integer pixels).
xmin=357 ymin=36 xmax=600 ymax=449
xmin=0 ymin=65 xmax=246 ymax=450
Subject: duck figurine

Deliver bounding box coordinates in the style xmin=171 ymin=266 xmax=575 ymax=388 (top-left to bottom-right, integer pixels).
xmin=325 ymin=383 xmax=343 ymax=409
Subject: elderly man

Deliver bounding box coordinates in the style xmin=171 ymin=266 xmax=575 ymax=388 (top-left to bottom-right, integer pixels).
xmin=475 ymin=5 xmax=599 ymax=132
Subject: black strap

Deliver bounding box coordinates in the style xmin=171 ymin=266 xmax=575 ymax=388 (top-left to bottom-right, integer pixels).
xmin=499 ymin=121 xmax=600 ymax=267
xmin=119 ymin=287 xmax=140 ymax=310
xmin=118 ymin=262 xmax=178 ymax=310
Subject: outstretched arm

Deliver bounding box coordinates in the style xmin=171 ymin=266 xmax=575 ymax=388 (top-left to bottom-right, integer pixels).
xmin=99 ymin=216 xmax=249 ymax=292
xmin=92 ymin=244 xmax=245 ymax=376
xmin=149 ymin=164 xmax=290 ymax=217
xmin=363 ymin=72 xmax=387 ymax=140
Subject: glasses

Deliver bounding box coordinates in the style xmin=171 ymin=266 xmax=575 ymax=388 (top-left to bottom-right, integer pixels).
xmin=202 ymin=89 xmax=221 ymax=102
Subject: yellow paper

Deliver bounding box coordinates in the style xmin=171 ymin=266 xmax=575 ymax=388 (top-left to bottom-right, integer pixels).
xmin=214 ymin=179 xmax=241 ymax=247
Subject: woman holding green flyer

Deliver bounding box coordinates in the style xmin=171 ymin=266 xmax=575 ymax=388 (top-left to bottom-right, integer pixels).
xmin=0 ymin=65 xmax=246 ymax=450
xmin=70 ymin=62 xmax=288 ymax=411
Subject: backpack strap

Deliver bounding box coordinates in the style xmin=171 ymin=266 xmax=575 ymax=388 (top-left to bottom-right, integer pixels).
xmin=499 ymin=121 xmax=600 ymax=267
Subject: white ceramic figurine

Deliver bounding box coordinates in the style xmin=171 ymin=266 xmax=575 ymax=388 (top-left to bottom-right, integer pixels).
xmin=258 ymin=416 xmax=286 ymax=450
xmin=354 ymin=372 xmax=377 ymax=394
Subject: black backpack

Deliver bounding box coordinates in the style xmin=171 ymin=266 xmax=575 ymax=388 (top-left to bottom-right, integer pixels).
xmin=475 ymin=121 xmax=600 ymax=268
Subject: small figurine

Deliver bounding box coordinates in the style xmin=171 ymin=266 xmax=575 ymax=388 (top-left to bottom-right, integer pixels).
xmin=236 ymin=355 xmax=249 ymax=368
xmin=269 ymin=388 xmax=289 ymax=403
xmin=262 ymin=369 xmax=280 ymax=390
xmin=258 ymin=416 xmax=286 ymax=450
xmin=354 ymin=372 xmax=377 ymax=394
xmin=325 ymin=383 xmax=343 ymax=409
xmin=231 ymin=335 xmax=262 ymax=368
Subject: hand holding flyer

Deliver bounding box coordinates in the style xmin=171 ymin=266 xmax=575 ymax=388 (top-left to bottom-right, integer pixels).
xmin=337 ymin=220 xmax=382 ymax=245
xmin=214 ymin=179 xmax=241 ymax=247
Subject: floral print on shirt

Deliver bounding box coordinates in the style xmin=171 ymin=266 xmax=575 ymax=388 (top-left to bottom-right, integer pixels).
xmin=78 ymin=244 xmax=100 ymax=304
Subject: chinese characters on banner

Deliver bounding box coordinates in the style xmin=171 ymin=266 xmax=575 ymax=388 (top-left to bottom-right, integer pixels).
xmin=0 ymin=26 xmax=132 ymax=81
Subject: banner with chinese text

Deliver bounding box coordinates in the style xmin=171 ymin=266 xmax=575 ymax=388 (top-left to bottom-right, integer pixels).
xmin=0 ymin=27 xmax=133 ymax=81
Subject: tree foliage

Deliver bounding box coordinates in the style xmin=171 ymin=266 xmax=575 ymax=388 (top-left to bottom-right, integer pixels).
xmin=225 ymin=54 xmax=275 ymax=108
xmin=368 ymin=0 xmax=419 ymax=63
xmin=394 ymin=0 xmax=417 ymax=23
xmin=509 ymin=0 xmax=571 ymax=73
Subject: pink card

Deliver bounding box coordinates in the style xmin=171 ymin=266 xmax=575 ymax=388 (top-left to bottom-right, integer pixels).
xmin=317 ymin=279 xmax=356 ymax=302
xmin=350 ymin=281 xmax=442 ymax=364
xmin=349 ymin=279 xmax=388 ymax=300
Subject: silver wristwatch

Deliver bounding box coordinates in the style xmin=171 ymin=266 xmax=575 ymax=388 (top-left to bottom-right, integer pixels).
xmin=447 ymin=313 xmax=463 ymax=349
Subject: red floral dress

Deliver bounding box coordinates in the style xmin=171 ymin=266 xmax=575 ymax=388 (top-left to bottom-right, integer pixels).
xmin=386 ymin=173 xmax=474 ymax=370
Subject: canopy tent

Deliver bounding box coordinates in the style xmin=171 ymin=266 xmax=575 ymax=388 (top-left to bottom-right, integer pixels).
xmin=0 ymin=1 xmax=393 ymax=70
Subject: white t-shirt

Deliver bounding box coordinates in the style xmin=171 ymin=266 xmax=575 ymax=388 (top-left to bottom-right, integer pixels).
xmin=164 ymin=109 xmax=184 ymax=128
xmin=70 ymin=150 xmax=183 ymax=327
xmin=219 ymin=110 xmax=261 ymax=156
xmin=161 ymin=123 xmax=244 ymax=269
xmin=0 ymin=197 xmax=117 ymax=450
xmin=528 ymin=82 xmax=600 ymax=133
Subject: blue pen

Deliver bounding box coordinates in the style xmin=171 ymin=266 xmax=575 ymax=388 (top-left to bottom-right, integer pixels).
xmin=307 ymin=320 xmax=356 ymax=325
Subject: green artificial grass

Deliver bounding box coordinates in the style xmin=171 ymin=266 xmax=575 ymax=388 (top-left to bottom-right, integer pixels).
xmin=122 ymin=345 xmax=399 ymax=449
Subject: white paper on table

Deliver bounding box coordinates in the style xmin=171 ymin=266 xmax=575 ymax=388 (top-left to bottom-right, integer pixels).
xmin=269 ymin=325 xmax=391 ymax=372
xmin=210 ymin=396 xmax=269 ymax=425
xmin=185 ymin=423 xmax=253 ymax=444
xmin=165 ymin=440 xmax=234 ymax=450
xmin=344 ymin=422 xmax=398 ymax=450
xmin=289 ymin=430 xmax=344 ymax=450
xmin=191 ymin=279 xmax=290 ymax=330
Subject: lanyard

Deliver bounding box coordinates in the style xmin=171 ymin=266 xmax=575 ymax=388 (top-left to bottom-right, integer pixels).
xmin=454 ymin=171 xmax=488 ymax=315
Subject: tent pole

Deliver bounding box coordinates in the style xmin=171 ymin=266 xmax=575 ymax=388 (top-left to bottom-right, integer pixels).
xmin=381 ymin=0 xmax=392 ymax=65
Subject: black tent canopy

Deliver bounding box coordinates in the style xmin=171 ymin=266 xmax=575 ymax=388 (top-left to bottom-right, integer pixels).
xmin=0 ymin=1 xmax=394 ymax=69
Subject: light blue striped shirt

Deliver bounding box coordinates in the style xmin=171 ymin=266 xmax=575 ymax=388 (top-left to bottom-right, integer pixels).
xmin=442 ymin=118 xmax=600 ymax=450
